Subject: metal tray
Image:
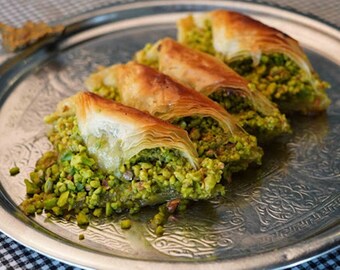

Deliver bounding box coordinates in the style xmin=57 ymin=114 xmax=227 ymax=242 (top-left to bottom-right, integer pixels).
xmin=0 ymin=1 xmax=339 ymax=269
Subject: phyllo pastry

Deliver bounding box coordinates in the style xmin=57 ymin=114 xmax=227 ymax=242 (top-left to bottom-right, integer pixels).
xmin=135 ymin=38 xmax=291 ymax=141
xmin=20 ymin=92 xmax=226 ymax=224
xmin=177 ymin=10 xmax=330 ymax=114
xmin=86 ymin=62 xmax=263 ymax=179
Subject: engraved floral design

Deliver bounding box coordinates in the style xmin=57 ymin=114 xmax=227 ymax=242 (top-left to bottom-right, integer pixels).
xmin=0 ymin=29 xmax=339 ymax=261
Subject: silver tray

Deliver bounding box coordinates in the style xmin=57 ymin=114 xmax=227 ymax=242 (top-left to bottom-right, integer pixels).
xmin=0 ymin=1 xmax=339 ymax=269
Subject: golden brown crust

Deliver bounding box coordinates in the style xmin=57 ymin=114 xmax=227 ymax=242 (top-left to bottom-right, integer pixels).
xmin=113 ymin=62 xmax=241 ymax=134
xmin=157 ymin=38 xmax=250 ymax=96
xmin=74 ymin=91 xmax=168 ymax=128
xmin=0 ymin=21 xmax=64 ymax=52
xmin=155 ymin=38 xmax=277 ymax=116
xmin=211 ymin=10 xmax=312 ymax=73
xmin=176 ymin=15 xmax=196 ymax=44
xmin=178 ymin=10 xmax=312 ymax=75
xmin=63 ymin=91 xmax=192 ymax=134
xmin=83 ymin=65 xmax=117 ymax=92
xmin=56 ymin=92 xmax=199 ymax=170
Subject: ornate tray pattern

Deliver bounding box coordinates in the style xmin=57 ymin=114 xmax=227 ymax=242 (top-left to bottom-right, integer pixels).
xmin=0 ymin=1 xmax=339 ymax=269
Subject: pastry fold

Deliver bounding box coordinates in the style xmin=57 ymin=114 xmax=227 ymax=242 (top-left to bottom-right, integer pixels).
xmin=177 ymin=10 xmax=330 ymax=114
xmin=178 ymin=10 xmax=311 ymax=74
xmin=86 ymin=62 xmax=263 ymax=175
xmin=135 ymin=38 xmax=291 ymax=140
xmin=21 ymin=92 xmax=228 ymax=220
xmin=136 ymin=38 xmax=276 ymax=115
xmin=53 ymin=92 xmax=198 ymax=172
xmin=86 ymin=61 xmax=240 ymax=135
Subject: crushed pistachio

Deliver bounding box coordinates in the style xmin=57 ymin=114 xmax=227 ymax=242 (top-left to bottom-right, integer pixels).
xmin=120 ymin=219 xmax=132 ymax=230
xmin=0 ymin=21 xmax=64 ymax=52
xmin=20 ymin=114 xmax=226 ymax=225
xmin=9 ymin=166 xmax=20 ymax=176
xmin=180 ymin=21 xmax=330 ymax=114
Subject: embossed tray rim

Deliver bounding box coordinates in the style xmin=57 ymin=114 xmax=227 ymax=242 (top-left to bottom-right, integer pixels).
xmin=0 ymin=1 xmax=339 ymax=269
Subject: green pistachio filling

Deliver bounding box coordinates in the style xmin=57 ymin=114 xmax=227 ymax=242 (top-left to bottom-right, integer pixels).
xmin=172 ymin=116 xmax=262 ymax=178
xmin=91 ymin=84 xmax=121 ymax=102
xmin=88 ymin=85 xmax=262 ymax=175
xmin=20 ymin=114 xmax=225 ymax=225
xmin=180 ymin=18 xmax=215 ymax=55
xmin=228 ymin=54 xmax=330 ymax=113
xmin=209 ymin=89 xmax=291 ymax=141
xmin=136 ymin=45 xmax=291 ymax=141
xmin=180 ymin=20 xmax=330 ymax=113
xmin=136 ymin=43 xmax=159 ymax=69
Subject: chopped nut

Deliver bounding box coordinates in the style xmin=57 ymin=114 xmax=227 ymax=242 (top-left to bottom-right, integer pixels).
xmin=0 ymin=21 xmax=64 ymax=52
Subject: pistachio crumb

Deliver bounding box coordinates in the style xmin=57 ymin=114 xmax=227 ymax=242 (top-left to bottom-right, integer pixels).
xmin=120 ymin=219 xmax=132 ymax=230
xmin=9 ymin=166 xmax=20 ymax=176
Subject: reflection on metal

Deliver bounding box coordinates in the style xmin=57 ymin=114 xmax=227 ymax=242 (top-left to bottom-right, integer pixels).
xmin=0 ymin=1 xmax=339 ymax=269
